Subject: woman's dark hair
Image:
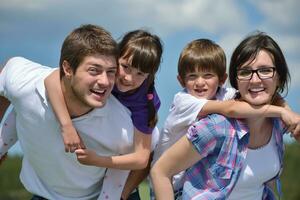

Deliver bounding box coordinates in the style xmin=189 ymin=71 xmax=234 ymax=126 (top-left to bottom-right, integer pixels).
xmin=119 ymin=30 xmax=163 ymax=128
xmin=229 ymin=31 xmax=290 ymax=96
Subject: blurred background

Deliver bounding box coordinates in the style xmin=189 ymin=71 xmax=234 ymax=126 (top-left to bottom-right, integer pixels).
xmin=0 ymin=0 xmax=299 ymax=199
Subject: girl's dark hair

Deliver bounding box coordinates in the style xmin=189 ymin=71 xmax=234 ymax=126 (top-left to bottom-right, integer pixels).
xmin=147 ymin=81 xmax=158 ymax=128
xmin=229 ymin=31 xmax=290 ymax=96
xmin=119 ymin=30 xmax=163 ymax=128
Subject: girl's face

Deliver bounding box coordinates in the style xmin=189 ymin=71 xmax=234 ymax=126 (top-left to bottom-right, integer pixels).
xmin=116 ymin=56 xmax=149 ymax=92
xmin=237 ymin=50 xmax=279 ymax=106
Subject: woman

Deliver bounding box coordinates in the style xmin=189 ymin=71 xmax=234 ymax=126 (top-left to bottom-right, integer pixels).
xmin=151 ymin=32 xmax=300 ymax=200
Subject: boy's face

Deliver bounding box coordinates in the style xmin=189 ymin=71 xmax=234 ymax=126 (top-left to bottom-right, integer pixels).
xmin=178 ymin=70 xmax=223 ymax=100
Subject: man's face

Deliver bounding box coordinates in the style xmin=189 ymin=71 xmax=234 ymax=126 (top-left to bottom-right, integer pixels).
xmin=66 ymin=55 xmax=117 ymax=112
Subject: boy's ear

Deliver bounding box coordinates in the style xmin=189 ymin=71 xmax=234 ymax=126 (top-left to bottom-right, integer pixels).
xmin=177 ymin=75 xmax=185 ymax=88
xmin=62 ymin=60 xmax=73 ymax=78
xmin=219 ymin=73 xmax=228 ymax=86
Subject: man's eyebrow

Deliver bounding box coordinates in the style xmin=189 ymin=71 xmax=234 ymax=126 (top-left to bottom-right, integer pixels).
xmin=92 ymin=63 xmax=118 ymax=70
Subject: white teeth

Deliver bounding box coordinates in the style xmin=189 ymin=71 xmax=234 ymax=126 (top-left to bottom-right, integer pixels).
xmin=92 ymin=89 xmax=105 ymax=94
xmin=249 ymin=88 xmax=264 ymax=92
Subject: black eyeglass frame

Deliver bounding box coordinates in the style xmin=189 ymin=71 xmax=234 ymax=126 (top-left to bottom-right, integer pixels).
xmin=236 ymin=67 xmax=276 ymax=81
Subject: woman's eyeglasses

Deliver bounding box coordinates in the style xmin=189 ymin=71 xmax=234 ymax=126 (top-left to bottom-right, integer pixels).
xmin=237 ymin=67 xmax=276 ymax=81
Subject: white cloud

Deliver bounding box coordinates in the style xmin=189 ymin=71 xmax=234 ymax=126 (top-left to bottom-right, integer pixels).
xmin=1 ymin=0 xmax=51 ymax=10
xmin=1 ymin=0 xmax=299 ymax=98
xmin=249 ymin=0 xmax=300 ymax=32
xmin=142 ymin=0 xmax=248 ymax=34
xmin=0 ymin=0 xmax=249 ymax=36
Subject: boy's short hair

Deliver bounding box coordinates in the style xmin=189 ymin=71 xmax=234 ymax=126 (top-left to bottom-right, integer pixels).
xmin=59 ymin=24 xmax=119 ymax=78
xmin=178 ymin=39 xmax=226 ymax=81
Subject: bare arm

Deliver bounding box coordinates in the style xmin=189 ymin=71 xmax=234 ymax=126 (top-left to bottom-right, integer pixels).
xmin=150 ymin=136 xmax=202 ymax=200
xmin=201 ymin=99 xmax=287 ymax=118
xmin=121 ymin=153 xmax=153 ymax=199
xmin=44 ymin=70 xmax=85 ymax=152
xmin=201 ymin=100 xmax=300 ymax=129
xmin=75 ymin=128 xmax=152 ymax=170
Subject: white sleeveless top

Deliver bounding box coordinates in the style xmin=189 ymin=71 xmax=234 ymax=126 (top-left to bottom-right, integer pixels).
xmin=228 ymin=132 xmax=280 ymax=200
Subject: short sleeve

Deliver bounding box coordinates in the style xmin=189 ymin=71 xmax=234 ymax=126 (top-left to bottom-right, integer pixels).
xmin=166 ymin=91 xmax=208 ymax=134
xmin=186 ymin=116 xmax=218 ymax=158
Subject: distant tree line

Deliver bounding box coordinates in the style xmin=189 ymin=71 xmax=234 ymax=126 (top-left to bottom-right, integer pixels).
xmin=0 ymin=143 xmax=299 ymax=200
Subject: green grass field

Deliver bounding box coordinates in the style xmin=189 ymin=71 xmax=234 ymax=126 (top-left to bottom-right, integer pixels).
xmin=1 ymin=143 xmax=300 ymax=199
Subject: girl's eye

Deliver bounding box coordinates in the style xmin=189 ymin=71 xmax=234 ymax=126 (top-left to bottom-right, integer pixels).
xmin=121 ymin=63 xmax=130 ymax=69
xmin=137 ymin=72 xmax=146 ymax=77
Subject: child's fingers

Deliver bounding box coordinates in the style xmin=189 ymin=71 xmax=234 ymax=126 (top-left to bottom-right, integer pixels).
xmin=77 ymin=133 xmax=86 ymax=149
xmin=75 ymin=148 xmax=85 ymax=155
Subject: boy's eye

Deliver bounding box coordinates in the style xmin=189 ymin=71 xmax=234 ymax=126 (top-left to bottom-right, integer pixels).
xmin=202 ymin=73 xmax=215 ymax=79
xmin=186 ymin=74 xmax=197 ymax=79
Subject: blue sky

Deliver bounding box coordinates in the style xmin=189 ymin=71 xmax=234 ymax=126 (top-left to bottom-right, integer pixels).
xmin=1 ymin=0 xmax=299 ymax=154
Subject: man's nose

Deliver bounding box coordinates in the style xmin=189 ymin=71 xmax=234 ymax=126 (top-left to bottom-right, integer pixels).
xmin=97 ymin=72 xmax=109 ymax=86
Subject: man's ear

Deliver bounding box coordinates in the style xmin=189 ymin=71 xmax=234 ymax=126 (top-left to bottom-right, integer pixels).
xmin=219 ymin=73 xmax=228 ymax=86
xmin=177 ymin=75 xmax=185 ymax=88
xmin=62 ymin=60 xmax=73 ymax=78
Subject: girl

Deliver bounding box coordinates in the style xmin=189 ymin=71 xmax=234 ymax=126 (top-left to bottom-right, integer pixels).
xmin=151 ymin=32 xmax=300 ymax=200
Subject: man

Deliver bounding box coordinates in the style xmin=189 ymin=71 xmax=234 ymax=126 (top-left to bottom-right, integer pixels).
xmin=0 ymin=24 xmax=134 ymax=200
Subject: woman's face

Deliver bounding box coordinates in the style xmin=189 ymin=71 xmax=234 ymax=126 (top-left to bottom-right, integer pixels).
xmin=237 ymin=50 xmax=279 ymax=106
xmin=116 ymin=56 xmax=149 ymax=92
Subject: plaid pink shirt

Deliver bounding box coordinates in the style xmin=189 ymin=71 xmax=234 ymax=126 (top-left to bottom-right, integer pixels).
xmin=183 ymin=114 xmax=285 ymax=200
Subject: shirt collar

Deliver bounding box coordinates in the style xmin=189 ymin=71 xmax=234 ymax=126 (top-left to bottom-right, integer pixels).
xmin=234 ymin=119 xmax=249 ymax=140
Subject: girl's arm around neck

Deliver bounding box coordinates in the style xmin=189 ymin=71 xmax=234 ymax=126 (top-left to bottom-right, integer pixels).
xmin=44 ymin=70 xmax=85 ymax=152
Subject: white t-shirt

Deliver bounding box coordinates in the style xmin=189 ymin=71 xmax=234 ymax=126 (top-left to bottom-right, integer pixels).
xmin=228 ymin=131 xmax=280 ymax=200
xmin=0 ymin=57 xmax=134 ymax=200
xmin=152 ymin=87 xmax=236 ymax=191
